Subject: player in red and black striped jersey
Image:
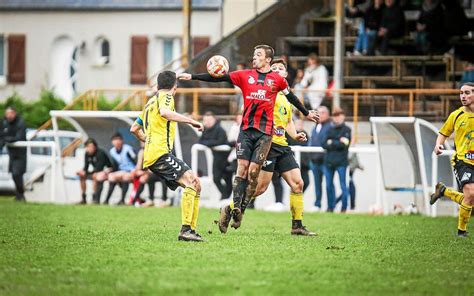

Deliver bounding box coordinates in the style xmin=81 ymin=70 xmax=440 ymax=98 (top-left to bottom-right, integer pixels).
xmin=179 ymin=45 xmax=319 ymax=229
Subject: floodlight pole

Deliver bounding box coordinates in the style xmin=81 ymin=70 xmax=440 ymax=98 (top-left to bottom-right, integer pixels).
xmin=333 ymin=0 xmax=345 ymax=109
xmin=182 ymin=0 xmax=192 ymax=69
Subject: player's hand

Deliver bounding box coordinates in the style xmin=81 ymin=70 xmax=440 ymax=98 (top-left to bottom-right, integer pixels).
xmin=306 ymin=110 xmax=319 ymax=123
xmin=191 ymin=121 xmax=204 ymax=132
xmin=434 ymin=144 xmax=444 ymax=155
xmin=295 ymin=132 xmax=307 ymax=142
xmin=177 ymin=73 xmax=192 ymax=80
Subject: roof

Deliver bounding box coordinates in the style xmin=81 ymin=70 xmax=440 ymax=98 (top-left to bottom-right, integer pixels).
xmin=0 ymin=0 xmax=222 ymax=11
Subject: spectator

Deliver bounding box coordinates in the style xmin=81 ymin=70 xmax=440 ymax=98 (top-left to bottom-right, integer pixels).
xmin=104 ymin=133 xmax=136 ymax=205
xmin=131 ymin=144 xmax=169 ymax=207
xmin=336 ymin=153 xmax=364 ymax=211
xmin=460 ymin=62 xmax=474 ymax=85
xmin=377 ymin=0 xmax=406 ymax=55
xmin=287 ymin=119 xmax=311 ymax=193
xmin=280 ymin=54 xmax=297 ymax=87
xmin=442 ymin=0 xmax=469 ymax=38
xmin=415 ymin=0 xmax=446 ymax=54
xmin=308 ymin=106 xmax=332 ymax=212
xmin=348 ymin=0 xmax=384 ymax=56
xmin=300 ymin=53 xmax=329 ymax=109
xmin=76 ymin=138 xmax=113 ymax=204
xmin=2 ymin=106 xmax=27 ymax=202
xmin=199 ymin=112 xmax=232 ymax=200
xmin=322 ymin=108 xmax=351 ymax=213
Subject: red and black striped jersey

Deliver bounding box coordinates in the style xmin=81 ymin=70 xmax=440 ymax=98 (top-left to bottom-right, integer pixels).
xmin=230 ymin=69 xmax=289 ymax=135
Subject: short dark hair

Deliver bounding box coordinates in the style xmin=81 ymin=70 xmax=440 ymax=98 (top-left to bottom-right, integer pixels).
xmin=84 ymin=138 xmax=97 ymax=147
xmin=254 ymin=44 xmax=274 ymax=61
xmin=271 ymin=58 xmax=287 ymax=69
xmin=157 ymin=71 xmax=177 ymax=90
xmin=111 ymin=132 xmax=123 ymax=140
xmin=204 ymin=111 xmax=215 ymax=117
xmin=332 ymin=107 xmax=345 ymax=116
xmin=462 ymin=82 xmax=474 ymax=88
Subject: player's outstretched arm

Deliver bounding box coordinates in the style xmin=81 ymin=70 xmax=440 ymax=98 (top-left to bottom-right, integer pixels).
xmin=130 ymin=121 xmax=146 ymax=143
xmin=178 ymin=73 xmax=232 ymax=83
xmin=284 ymin=91 xmax=319 ymax=123
xmin=286 ymin=119 xmax=307 ymax=142
xmin=434 ymin=134 xmax=448 ymax=155
xmin=160 ymin=108 xmax=204 ymax=131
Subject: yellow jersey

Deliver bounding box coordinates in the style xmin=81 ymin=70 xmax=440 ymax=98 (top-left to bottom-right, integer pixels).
xmin=138 ymin=91 xmax=176 ymax=168
xmin=439 ymin=106 xmax=474 ymax=166
xmin=272 ymin=92 xmax=293 ymax=146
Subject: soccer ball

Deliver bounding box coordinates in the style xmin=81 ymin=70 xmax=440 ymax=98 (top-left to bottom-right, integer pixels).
xmin=207 ymin=55 xmax=229 ymax=78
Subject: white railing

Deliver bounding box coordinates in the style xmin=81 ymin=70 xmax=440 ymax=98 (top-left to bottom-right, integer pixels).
xmin=6 ymin=141 xmax=58 ymax=202
xmin=191 ymin=144 xmax=232 ymax=179
xmin=431 ymin=149 xmax=457 ymax=217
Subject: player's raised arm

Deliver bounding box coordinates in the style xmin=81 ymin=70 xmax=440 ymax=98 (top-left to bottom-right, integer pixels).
xmin=283 ymin=90 xmax=319 ymax=123
xmin=178 ymin=72 xmax=232 ymax=83
xmin=159 ymin=108 xmax=203 ymax=132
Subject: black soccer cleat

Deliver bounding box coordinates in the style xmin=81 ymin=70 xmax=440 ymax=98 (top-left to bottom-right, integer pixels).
xmin=218 ymin=205 xmax=232 ymax=234
xmin=230 ymin=208 xmax=243 ymax=229
xmin=430 ymin=182 xmax=446 ymax=205
xmin=291 ymin=226 xmax=317 ymax=236
xmin=457 ymin=229 xmax=469 ymax=238
xmin=178 ymin=229 xmax=203 ymax=242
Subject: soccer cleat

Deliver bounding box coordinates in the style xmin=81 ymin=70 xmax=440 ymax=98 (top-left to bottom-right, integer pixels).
xmin=230 ymin=208 xmax=243 ymax=229
xmin=430 ymin=182 xmax=446 ymax=205
xmin=457 ymin=230 xmax=469 ymax=238
xmin=218 ymin=205 xmax=232 ymax=234
xmin=190 ymin=230 xmax=203 ymax=240
xmin=291 ymin=226 xmax=317 ymax=236
xmin=178 ymin=229 xmax=203 ymax=242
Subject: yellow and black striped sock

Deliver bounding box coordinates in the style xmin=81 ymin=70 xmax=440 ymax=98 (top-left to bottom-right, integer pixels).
xmin=458 ymin=201 xmax=472 ymax=232
xmin=191 ymin=193 xmax=200 ymax=231
xmin=290 ymin=192 xmax=304 ymax=221
xmin=444 ymin=187 xmax=464 ymax=205
xmin=181 ymin=187 xmax=196 ymax=226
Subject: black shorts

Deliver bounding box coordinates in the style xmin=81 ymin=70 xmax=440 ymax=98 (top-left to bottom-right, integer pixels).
xmin=147 ymin=153 xmax=191 ymax=191
xmin=262 ymin=143 xmax=299 ymax=174
xmin=454 ymin=160 xmax=474 ymax=189
xmin=236 ymin=128 xmax=272 ymax=165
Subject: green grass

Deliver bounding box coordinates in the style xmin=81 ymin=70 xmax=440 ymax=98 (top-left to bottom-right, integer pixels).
xmin=0 ymin=198 xmax=472 ymax=295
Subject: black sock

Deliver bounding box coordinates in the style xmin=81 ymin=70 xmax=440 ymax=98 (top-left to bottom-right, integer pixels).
xmin=232 ymin=177 xmax=248 ymax=210
xmin=181 ymin=225 xmax=191 ymax=232
xmin=95 ymin=181 xmax=104 ymax=203
xmin=105 ymin=182 xmax=116 ymax=203
xmin=292 ymin=220 xmax=303 ymax=228
xmin=81 ymin=193 xmax=86 ymax=202
xmin=149 ymin=181 xmax=156 ymax=201
xmin=120 ymin=182 xmax=129 ymax=202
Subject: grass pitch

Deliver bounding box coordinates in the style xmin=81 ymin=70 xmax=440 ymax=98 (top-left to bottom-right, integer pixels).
xmin=0 ymin=198 xmax=472 ymax=295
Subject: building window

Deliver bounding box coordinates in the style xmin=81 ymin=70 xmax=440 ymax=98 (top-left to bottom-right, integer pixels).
xmin=163 ymin=39 xmax=174 ymax=66
xmin=95 ymin=37 xmax=110 ymax=66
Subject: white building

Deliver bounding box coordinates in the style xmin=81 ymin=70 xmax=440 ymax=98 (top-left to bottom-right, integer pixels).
xmin=0 ymin=0 xmax=222 ymax=102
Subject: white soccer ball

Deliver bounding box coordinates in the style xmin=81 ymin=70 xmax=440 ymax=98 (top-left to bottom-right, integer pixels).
xmin=207 ymin=55 xmax=229 ymax=78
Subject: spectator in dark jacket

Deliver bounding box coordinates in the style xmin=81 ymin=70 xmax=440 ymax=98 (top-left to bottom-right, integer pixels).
xmin=377 ymin=0 xmax=406 ymax=54
xmin=76 ymin=138 xmax=113 ymax=204
xmin=199 ymin=111 xmax=232 ymax=200
xmin=415 ymin=0 xmax=446 ymax=54
xmin=442 ymin=0 xmax=469 ymax=38
xmin=322 ymin=108 xmax=351 ymax=212
xmin=349 ymin=0 xmax=384 ymax=55
xmin=2 ymin=106 xmax=27 ymax=202
xmin=307 ymin=106 xmax=332 ymax=212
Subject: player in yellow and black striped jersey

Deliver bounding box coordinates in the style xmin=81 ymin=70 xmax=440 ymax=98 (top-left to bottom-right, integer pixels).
xmin=218 ymin=58 xmax=316 ymax=236
xmin=130 ymin=71 xmax=205 ymax=242
xmin=431 ymin=82 xmax=474 ymax=237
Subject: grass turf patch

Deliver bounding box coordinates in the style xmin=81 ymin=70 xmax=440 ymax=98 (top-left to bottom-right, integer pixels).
xmin=0 ymin=198 xmax=472 ymax=295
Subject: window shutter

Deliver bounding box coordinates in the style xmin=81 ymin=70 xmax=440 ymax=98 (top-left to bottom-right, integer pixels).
xmin=130 ymin=36 xmax=148 ymax=84
xmin=192 ymin=37 xmax=210 ymax=57
xmin=7 ymin=34 xmax=26 ymax=83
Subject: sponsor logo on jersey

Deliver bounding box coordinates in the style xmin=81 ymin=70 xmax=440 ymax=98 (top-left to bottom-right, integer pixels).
xmin=247 ymin=90 xmax=269 ymax=101
xmin=248 ymin=76 xmax=255 ymax=84
xmin=274 ymin=126 xmax=285 ymax=137
xmin=266 ymin=79 xmax=274 ymax=86
xmin=465 ymin=151 xmax=474 ymax=160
